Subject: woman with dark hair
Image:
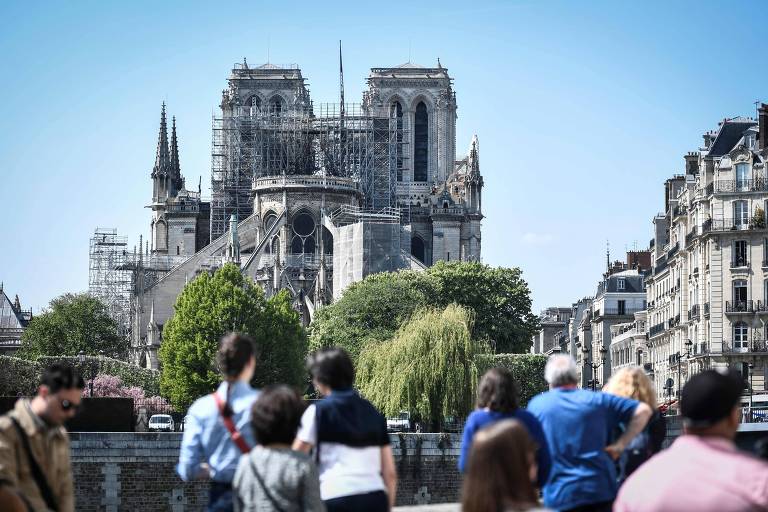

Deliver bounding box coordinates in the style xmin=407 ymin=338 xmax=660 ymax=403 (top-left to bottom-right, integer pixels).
xmin=292 ymin=348 xmax=397 ymax=512
xmin=462 ymin=419 xmax=549 ymax=512
xmin=177 ymin=332 xmax=260 ymax=512
xmin=233 ymin=385 xmax=324 ymax=511
xmin=459 ymin=368 xmax=551 ymax=487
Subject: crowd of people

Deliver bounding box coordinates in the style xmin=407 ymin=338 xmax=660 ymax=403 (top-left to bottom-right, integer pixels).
xmin=0 ymin=334 xmax=767 ymax=512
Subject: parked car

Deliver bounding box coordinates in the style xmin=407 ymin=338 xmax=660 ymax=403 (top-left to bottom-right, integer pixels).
xmin=387 ymin=411 xmax=411 ymax=432
xmin=148 ymin=414 xmax=175 ymax=432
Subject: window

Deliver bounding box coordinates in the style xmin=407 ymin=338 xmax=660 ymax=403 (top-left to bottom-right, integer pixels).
xmin=733 ymin=279 xmax=748 ymax=306
xmin=736 ymin=163 xmax=750 ymax=190
xmin=734 ymin=323 xmax=749 ymax=350
xmin=414 ymin=101 xmax=428 ymax=182
xmin=290 ymin=212 xmax=315 ymax=255
xmin=734 ymin=240 xmax=748 ymax=267
xmin=155 ymin=220 xmax=167 ymax=251
xmin=734 ymin=200 xmax=749 ymax=227
xmin=270 ymin=96 xmax=283 ymax=116
xmin=411 ymin=236 xmax=425 ymax=264
xmin=391 ymin=101 xmax=404 ymax=181
xmin=617 ymin=278 xmax=625 ymax=290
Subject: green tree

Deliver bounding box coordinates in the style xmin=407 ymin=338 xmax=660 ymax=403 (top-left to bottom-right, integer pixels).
xmin=357 ymin=304 xmax=488 ymax=431
xmin=308 ymin=270 xmax=437 ymax=361
xmin=17 ymin=293 xmax=126 ymax=359
xmin=159 ymin=264 xmax=306 ymax=409
xmin=426 ymin=261 xmax=539 ymax=353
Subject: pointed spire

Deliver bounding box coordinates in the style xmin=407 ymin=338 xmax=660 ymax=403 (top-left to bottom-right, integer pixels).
xmin=468 ymin=134 xmax=480 ymax=174
xmin=152 ymin=103 xmax=171 ymax=178
xmin=169 ymin=115 xmax=183 ymax=193
xmin=339 ymin=41 xmax=345 ymax=120
xmin=13 ymin=295 xmax=20 ymax=311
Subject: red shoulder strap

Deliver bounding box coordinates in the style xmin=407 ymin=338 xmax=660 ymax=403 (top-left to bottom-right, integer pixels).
xmin=212 ymin=391 xmax=251 ymax=454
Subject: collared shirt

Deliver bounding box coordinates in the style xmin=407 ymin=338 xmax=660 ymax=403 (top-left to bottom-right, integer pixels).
xmin=527 ymin=388 xmax=638 ymax=510
xmin=615 ymin=435 xmax=768 ymax=512
xmin=177 ymin=381 xmax=259 ymax=483
xmin=0 ymin=399 xmax=74 ymax=512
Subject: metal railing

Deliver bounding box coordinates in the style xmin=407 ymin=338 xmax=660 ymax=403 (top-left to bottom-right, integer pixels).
xmin=686 ymin=228 xmax=698 ymax=246
xmin=649 ymin=322 xmax=666 ymax=337
xmin=731 ymin=257 xmax=749 ymax=268
xmin=723 ymin=340 xmax=768 ymax=354
xmin=689 ymin=304 xmax=701 ymax=321
xmin=715 ymin=179 xmax=768 ymax=194
xmin=703 ymin=218 xmax=765 ymax=232
xmin=742 ymin=407 xmax=768 ymax=423
xmin=726 ymin=300 xmax=755 ymax=313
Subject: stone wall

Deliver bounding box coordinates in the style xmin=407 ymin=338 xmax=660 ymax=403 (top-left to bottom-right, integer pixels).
xmin=69 ymin=432 xmax=461 ymax=511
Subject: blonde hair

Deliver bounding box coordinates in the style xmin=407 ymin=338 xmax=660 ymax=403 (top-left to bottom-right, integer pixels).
xmin=604 ymin=366 xmax=657 ymax=409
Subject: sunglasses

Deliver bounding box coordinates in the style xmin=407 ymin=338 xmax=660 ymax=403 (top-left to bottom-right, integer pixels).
xmin=60 ymin=399 xmax=79 ymax=412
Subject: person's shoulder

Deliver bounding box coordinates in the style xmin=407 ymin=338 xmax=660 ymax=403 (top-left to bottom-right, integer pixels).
xmin=513 ymin=408 xmax=540 ymax=424
xmin=187 ymin=393 xmax=215 ymax=417
xmin=466 ymin=409 xmax=489 ymax=423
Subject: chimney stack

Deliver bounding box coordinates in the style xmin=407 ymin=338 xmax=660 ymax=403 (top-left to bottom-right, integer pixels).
xmin=759 ymin=103 xmax=768 ymax=151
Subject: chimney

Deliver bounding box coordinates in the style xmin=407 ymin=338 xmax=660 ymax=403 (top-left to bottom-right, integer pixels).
xmin=684 ymin=152 xmax=699 ymax=175
xmin=759 ymin=103 xmax=768 ymax=150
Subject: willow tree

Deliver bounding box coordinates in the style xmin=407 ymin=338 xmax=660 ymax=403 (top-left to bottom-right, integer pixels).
xmin=357 ymin=304 xmax=488 ymax=431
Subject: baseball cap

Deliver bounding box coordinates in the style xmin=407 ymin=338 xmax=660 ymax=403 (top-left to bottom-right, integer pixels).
xmin=680 ymin=369 xmax=745 ymax=429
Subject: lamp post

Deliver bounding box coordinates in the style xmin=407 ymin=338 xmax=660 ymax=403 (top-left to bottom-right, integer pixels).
xmin=663 ymin=378 xmax=674 ymax=413
xmin=78 ymin=350 xmax=101 ymax=397
xmin=582 ymin=345 xmax=607 ymax=391
xmin=748 ymin=361 xmax=755 ymax=420
xmin=675 ymin=339 xmax=694 ymax=399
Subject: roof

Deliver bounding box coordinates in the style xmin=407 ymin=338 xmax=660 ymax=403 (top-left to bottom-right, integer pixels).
xmin=395 ymin=62 xmax=426 ymax=69
xmin=708 ymin=118 xmax=757 ymax=157
xmin=0 ymin=289 xmax=28 ymax=330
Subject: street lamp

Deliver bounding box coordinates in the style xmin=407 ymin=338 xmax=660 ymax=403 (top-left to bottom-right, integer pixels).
xmin=78 ymin=350 xmax=101 ymax=397
xmin=582 ymin=345 xmax=608 ymax=391
xmin=675 ymin=339 xmax=694 ymax=399
xmin=663 ymin=377 xmax=674 ymax=412
xmin=748 ymin=361 xmax=755 ymax=419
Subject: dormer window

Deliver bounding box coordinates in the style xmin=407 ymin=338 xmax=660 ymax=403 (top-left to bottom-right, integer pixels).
xmin=617 ymin=278 xmax=626 ymax=291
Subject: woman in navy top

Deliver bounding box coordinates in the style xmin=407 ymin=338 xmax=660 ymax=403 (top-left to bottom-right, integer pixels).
xmin=293 ymin=348 xmax=397 ymax=512
xmin=459 ymin=367 xmax=551 ymax=487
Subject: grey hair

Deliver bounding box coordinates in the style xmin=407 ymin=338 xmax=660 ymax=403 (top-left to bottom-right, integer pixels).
xmin=545 ymin=355 xmax=579 ymax=387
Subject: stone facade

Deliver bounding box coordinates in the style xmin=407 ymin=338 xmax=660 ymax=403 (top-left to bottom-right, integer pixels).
xmin=69 ymin=432 xmax=461 ymax=511
xmin=130 ymin=60 xmax=484 ymax=369
xmin=646 ymin=111 xmax=768 ymax=405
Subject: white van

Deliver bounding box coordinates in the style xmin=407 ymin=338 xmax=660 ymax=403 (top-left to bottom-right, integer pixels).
xmin=148 ymin=414 xmax=175 ymax=432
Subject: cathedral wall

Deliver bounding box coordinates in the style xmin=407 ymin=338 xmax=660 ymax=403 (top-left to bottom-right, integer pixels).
xmin=432 ymin=220 xmax=461 ymax=263
xmin=167 ymin=217 xmax=197 ymax=257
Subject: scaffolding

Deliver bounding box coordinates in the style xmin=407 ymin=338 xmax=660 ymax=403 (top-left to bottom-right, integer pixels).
xmin=88 ymin=228 xmax=134 ymax=339
xmin=211 ymin=103 xmax=408 ymax=240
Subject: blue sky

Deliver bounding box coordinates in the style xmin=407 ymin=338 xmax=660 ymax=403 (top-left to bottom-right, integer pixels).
xmin=1 ymin=0 xmax=767 ymax=314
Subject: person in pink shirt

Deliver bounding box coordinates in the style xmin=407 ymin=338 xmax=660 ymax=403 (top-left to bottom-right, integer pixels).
xmin=615 ymin=369 xmax=768 ymax=512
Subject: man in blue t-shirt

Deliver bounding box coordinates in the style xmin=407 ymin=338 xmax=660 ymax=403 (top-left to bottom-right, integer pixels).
xmin=527 ymin=355 xmax=652 ymax=512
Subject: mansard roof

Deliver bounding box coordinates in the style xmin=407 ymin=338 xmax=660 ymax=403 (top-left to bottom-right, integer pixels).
xmin=708 ymin=117 xmax=757 ymax=158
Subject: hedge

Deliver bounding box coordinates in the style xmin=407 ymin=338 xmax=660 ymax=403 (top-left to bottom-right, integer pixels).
xmin=0 ymin=355 xmax=160 ymax=397
xmin=475 ymin=353 xmax=548 ymax=407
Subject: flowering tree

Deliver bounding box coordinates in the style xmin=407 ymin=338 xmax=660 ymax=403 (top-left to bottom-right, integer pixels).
xmin=87 ymin=374 xmax=169 ymax=412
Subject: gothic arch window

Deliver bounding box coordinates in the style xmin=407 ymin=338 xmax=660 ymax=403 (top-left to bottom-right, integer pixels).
xmin=390 ymin=100 xmax=404 ymax=181
xmin=414 ymin=101 xmax=429 ymax=182
xmin=270 ymin=96 xmax=284 ymax=116
xmin=247 ymin=95 xmax=262 ymax=115
xmin=411 ymin=235 xmax=426 ymax=264
xmin=155 ymin=220 xmax=167 ymax=251
xmin=263 ymin=211 xmax=278 ymax=232
xmin=290 ymin=211 xmax=316 ymax=254
xmin=322 ymin=226 xmax=334 ymax=255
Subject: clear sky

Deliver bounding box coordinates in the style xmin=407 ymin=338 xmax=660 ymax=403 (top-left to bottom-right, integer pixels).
xmin=1 ymin=0 xmax=767 ymax=314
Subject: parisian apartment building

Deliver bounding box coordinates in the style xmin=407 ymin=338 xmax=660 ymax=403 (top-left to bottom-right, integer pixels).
xmin=532 ymin=104 xmax=768 ymax=406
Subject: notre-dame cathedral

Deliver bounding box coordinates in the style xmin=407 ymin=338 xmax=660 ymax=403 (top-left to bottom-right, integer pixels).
xmin=131 ymin=58 xmax=484 ymax=369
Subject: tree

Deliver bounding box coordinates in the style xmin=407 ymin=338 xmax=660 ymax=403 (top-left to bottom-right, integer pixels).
xmin=426 ymin=261 xmax=539 ymax=353
xmin=159 ymin=263 xmax=306 ymax=410
xmin=753 ymin=206 xmax=766 ymax=229
xmin=357 ymin=304 xmax=488 ymax=431
xmin=18 ymin=293 xmax=126 ymax=359
xmin=308 ymin=270 xmax=437 ymax=361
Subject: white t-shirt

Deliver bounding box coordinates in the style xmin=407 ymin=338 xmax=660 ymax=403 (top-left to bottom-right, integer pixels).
xmin=296 ymin=404 xmax=386 ymax=500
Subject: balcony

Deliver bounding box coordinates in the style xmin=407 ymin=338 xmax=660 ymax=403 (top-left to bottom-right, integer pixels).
xmin=649 ymin=322 xmax=666 ymax=337
xmin=668 ymin=314 xmax=681 ymax=328
xmin=685 ymin=228 xmax=698 ymax=246
xmin=722 ymin=339 xmax=768 ymax=354
xmin=726 ymin=300 xmax=755 ymax=313
xmin=757 ymin=301 xmax=768 ymax=314
xmin=600 ymin=307 xmax=644 ymax=317
xmin=704 ymin=218 xmax=766 ymax=233
xmin=714 ymin=179 xmax=768 ymax=194
xmin=706 ymin=182 xmax=715 ymax=196
xmin=667 ymin=243 xmax=680 ymax=259
xmin=731 ymin=257 xmax=750 ymax=269
xmin=704 ymin=302 xmax=710 ymax=316
xmin=689 ymin=304 xmax=701 ymax=321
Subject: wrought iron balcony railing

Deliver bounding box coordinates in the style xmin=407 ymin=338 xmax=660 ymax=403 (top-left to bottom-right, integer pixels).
xmin=726 ymin=300 xmax=755 ymax=313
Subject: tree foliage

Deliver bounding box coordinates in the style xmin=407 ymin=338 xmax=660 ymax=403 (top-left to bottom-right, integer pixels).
xmin=475 ymin=353 xmax=548 ymax=407
xmin=309 ymin=262 xmax=538 ymax=359
xmin=357 ymin=304 xmax=489 ymax=430
xmin=159 ymin=264 xmax=306 ymax=410
xmin=308 ymin=270 xmax=437 ymax=361
xmin=17 ymin=293 xmax=126 ymax=359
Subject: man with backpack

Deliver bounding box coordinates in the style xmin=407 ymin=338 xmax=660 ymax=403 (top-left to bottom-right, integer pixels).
xmin=0 ymin=363 xmax=84 ymax=512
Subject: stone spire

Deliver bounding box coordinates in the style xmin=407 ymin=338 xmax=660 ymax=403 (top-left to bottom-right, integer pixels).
xmin=468 ymin=134 xmax=480 ymax=175
xmin=225 ymin=214 xmax=241 ymax=264
xmin=152 ymin=103 xmax=171 ymax=178
xmin=169 ymin=115 xmax=184 ymax=193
